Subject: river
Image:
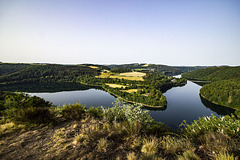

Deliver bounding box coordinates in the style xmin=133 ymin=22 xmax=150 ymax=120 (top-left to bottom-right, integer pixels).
xmin=25 ymin=79 xmax=235 ymax=129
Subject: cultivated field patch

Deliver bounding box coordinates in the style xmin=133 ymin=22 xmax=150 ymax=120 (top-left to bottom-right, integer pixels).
xmin=105 ymin=83 xmax=127 ymax=88
xmin=119 ymin=72 xmax=146 ymax=77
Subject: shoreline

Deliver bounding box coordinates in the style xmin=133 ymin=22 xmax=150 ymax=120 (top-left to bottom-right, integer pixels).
xmin=103 ymin=87 xmax=166 ymax=108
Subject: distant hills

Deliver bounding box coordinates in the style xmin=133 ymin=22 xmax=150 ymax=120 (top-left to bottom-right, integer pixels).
xmin=106 ymin=63 xmax=209 ymax=76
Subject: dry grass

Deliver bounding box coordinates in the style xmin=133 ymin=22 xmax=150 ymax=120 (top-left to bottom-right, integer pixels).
xmin=215 ymin=152 xmax=238 ymax=160
xmin=0 ymin=122 xmax=24 ymax=135
xmin=126 ymin=152 xmax=138 ymax=160
xmin=106 ymin=83 xmax=127 ymax=88
xmin=141 ymin=136 xmax=159 ymax=155
xmin=160 ymin=135 xmax=195 ymax=154
xmin=178 ymin=150 xmax=201 ymax=160
xmin=97 ymin=138 xmax=108 ymax=152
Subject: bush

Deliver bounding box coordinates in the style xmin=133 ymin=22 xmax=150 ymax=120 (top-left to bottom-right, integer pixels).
xmin=61 ymin=104 xmax=86 ymax=120
xmin=182 ymin=114 xmax=240 ymax=139
xmin=8 ymin=107 xmax=54 ymax=124
xmin=102 ymin=101 xmax=154 ymax=125
xmin=86 ymin=106 xmax=103 ymax=119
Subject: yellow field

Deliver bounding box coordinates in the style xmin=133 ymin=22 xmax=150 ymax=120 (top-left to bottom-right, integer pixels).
xmin=105 ymin=83 xmax=127 ymax=88
xmin=96 ymin=71 xmax=145 ymax=81
xmin=96 ymin=72 xmax=111 ymax=78
xmin=142 ymin=64 xmax=149 ymax=67
xmin=119 ymin=72 xmax=146 ymax=77
xmin=109 ymin=75 xmax=144 ymax=81
xmin=122 ymin=89 xmax=141 ymax=93
xmin=89 ymin=66 xmax=99 ymax=69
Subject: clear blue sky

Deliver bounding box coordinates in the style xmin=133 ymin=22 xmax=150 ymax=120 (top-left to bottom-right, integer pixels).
xmin=0 ymin=0 xmax=239 ymax=66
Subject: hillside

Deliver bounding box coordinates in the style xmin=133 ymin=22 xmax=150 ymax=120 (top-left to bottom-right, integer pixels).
xmin=182 ymin=66 xmax=240 ymax=81
xmin=200 ymin=78 xmax=240 ymax=117
xmin=0 ymin=64 xmax=98 ymax=85
xmin=0 ymin=63 xmax=32 ymax=76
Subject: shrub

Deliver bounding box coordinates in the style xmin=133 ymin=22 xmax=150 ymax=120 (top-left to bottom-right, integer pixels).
xmin=182 ymin=114 xmax=240 ymax=139
xmin=61 ymin=104 xmax=86 ymax=120
xmin=86 ymin=106 xmax=103 ymax=118
xmin=8 ymin=107 xmax=54 ymax=124
xmin=102 ymin=102 xmax=154 ymax=126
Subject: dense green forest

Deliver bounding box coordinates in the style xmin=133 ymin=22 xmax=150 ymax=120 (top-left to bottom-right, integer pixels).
xmin=0 ymin=64 xmax=98 ymax=85
xmin=0 ymin=92 xmax=239 ymax=159
xmin=200 ymin=79 xmax=240 ymax=117
xmin=182 ymin=66 xmax=240 ymax=81
xmin=0 ymin=63 xmax=32 ymax=76
xmin=182 ymin=66 xmax=240 ymax=117
xmin=110 ymin=68 xmax=132 ymax=73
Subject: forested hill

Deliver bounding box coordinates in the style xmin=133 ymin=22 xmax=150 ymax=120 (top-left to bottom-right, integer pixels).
xmin=200 ymin=79 xmax=240 ymax=111
xmin=0 ymin=63 xmax=33 ymax=76
xmin=0 ymin=64 xmax=98 ymax=85
xmin=182 ymin=66 xmax=240 ymax=81
xmin=182 ymin=66 xmax=240 ymax=117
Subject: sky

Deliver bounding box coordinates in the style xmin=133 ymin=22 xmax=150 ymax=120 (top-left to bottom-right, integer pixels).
xmin=0 ymin=0 xmax=240 ymax=66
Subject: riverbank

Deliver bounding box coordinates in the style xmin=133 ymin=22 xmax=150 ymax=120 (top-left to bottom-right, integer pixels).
xmin=103 ymin=87 xmax=165 ymax=108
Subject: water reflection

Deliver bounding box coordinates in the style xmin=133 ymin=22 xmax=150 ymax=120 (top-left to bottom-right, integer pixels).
xmin=200 ymin=95 xmax=235 ymax=115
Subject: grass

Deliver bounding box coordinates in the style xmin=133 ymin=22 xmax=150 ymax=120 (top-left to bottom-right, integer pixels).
xmin=105 ymin=83 xmax=127 ymax=88
xmin=215 ymin=152 xmax=239 ymax=160
xmin=0 ymin=122 xmax=24 ymax=136
xmin=141 ymin=136 xmax=159 ymax=155
xmin=178 ymin=150 xmax=200 ymax=160
xmin=97 ymin=138 xmax=108 ymax=152
xmin=160 ymin=135 xmax=195 ymax=154
xmin=126 ymin=152 xmax=138 ymax=160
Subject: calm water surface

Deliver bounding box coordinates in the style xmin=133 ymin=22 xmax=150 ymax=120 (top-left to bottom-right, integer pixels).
xmin=28 ymin=80 xmax=234 ymax=129
xmin=28 ymin=89 xmax=116 ymax=109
